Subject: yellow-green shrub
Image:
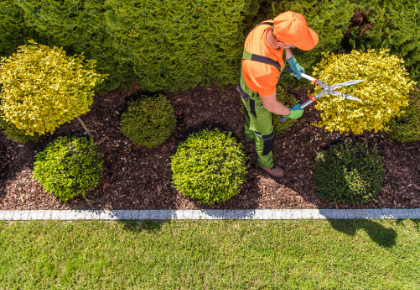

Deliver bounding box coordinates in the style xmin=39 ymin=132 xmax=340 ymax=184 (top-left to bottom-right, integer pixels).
xmin=0 ymin=40 xmax=107 ymax=136
xmin=0 ymin=112 xmax=40 ymax=144
xmin=311 ymin=49 xmax=416 ymax=134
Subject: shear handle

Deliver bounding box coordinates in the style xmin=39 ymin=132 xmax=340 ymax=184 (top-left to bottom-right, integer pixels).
xmin=283 ymin=66 xmax=316 ymax=82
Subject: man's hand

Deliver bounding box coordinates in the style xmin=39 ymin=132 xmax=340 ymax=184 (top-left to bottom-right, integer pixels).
xmin=286 ymin=56 xmax=305 ymax=80
xmin=284 ymin=103 xmax=304 ymax=119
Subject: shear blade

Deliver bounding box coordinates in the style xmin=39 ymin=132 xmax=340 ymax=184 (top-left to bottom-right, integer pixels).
xmin=328 ymin=80 xmax=364 ymax=91
xmin=328 ymin=91 xmax=362 ymax=102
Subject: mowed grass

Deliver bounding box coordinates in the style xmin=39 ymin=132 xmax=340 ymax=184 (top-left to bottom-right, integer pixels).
xmin=0 ymin=219 xmax=419 ymax=289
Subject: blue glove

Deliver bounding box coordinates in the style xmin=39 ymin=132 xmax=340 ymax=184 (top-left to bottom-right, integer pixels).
xmin=286 ymin=56 xmax=305 ymax=80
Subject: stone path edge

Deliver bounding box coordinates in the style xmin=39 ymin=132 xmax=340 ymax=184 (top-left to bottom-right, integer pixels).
xmin=0 ymin=209 xmax=419 ymax=220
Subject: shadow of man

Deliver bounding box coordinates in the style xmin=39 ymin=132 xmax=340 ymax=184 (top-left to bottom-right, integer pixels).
xmin=328 ymin=219 xmax=397 ymax=248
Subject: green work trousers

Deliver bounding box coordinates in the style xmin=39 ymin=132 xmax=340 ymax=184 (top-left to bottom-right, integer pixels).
xmin=238 ymin=87 xmax=275 ymax=169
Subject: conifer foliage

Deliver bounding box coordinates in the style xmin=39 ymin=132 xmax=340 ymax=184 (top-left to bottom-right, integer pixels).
xmin=0 ymin=0 xmax=46 ymax=58
xmin=346 ymin=0 xmax=420 ymax=83
xmin=12 ymin=0 xmax=135 ymax=94
xmin=311 ymin=49 xmax=416 ymax=134
xmin=0 ymin=40 xmax=107 ymax=136
xmin=104 ymin=0 xmax=258 ymax=91
xmin=259 ymin=0 xmax=356 ymax=77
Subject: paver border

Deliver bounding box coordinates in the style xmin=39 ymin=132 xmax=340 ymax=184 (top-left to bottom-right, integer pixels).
xmin=0 ymin=208 xmax=419 ymax=220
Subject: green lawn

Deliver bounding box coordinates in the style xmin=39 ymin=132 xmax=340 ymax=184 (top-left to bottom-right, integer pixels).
xmin=1 ymin=219 xmax=419 ymax=289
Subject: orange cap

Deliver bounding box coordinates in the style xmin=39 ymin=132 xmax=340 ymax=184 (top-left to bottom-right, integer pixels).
xmin=272 ymin=11 xmax=319 ymax=51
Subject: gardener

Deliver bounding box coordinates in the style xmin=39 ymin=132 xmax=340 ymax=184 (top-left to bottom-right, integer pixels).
xmin=237 ymin=11 xmax=318 ymax=177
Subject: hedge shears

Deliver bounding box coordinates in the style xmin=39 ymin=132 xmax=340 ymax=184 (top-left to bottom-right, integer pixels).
xmin=280 ymin=66 xmax=363 ymax=121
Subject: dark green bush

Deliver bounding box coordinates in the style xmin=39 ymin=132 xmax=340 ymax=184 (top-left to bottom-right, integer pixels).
xmin=314 ymin=139 xmax=385 ymax=204
xmin=0 ymin=112 xmax=40 ymax=144
xmin=386 ymin=89 xmax=420 ymax=142
xmin=0 ymin=0 xmax=45 ymax=57
xmin=33 ymin=136 xmax=103 ymax=202
xmin=120 ymin=94 xmax=176 ymax=148
xmin=346 ymin=0 xmax=420 ymax=83
xmin=104 ymin=0 xmax=258 ymax=92
xmin=171 ymin=128 xmax=249 ymax=205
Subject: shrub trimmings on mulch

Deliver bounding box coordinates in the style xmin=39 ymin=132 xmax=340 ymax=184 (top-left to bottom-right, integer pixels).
xmin=120 ymin=94 xmax=176 ymax=148
xmin=314 ymin=139 xmax=385 ymax=204
xmin=171 ymin=128 xmax=249 ymax=205
xmin=33 ymin=136 xmax=104 ymax=202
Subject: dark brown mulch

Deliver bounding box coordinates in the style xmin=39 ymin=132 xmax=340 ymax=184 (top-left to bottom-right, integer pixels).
xmin=1 ymin=81 xmax=419 ymax=210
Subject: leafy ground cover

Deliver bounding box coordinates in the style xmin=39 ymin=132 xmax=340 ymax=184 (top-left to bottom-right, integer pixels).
xmin=0 ymin=82 xmax=419 ymax=210
xmin=0 ymin=219 xmax=419 ymax=289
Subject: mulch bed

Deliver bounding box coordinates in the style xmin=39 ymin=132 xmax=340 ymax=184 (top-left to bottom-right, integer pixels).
xmin=1 ymin=82 xmax=420 ymax=210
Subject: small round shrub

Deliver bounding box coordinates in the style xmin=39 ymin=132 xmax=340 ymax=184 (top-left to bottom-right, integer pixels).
xmin=171 ymin=128 xmax=249 ymax=205
xmin=386 ymin=89 xmax=420 ymax=142
xmin=120 ymin=94 xmax=176 ymax=148
xmin=314 ymin=139 xmax=385 ymax=204
xmin=0 ymin=112 xmax=40 ymax=144
xmin=33 ymin=136 xmax=103 ymax=202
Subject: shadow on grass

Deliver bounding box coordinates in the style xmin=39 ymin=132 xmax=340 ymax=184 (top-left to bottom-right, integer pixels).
xmin=117 ymin=219 xmax=172 ymax=233
xmin=328 ymin=219 xmax=397 ymax=248
xmin=396 ymin=219 xmax=420 ymax=233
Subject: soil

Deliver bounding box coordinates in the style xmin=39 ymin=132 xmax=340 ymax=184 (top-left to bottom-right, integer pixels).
xmin=345 ymin=9 xmax=373 ymax=36
xmin=1 ymin=82 xmax=420 ymax=210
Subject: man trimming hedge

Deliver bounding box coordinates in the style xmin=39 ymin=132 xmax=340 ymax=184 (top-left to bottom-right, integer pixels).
xmin=237 ymin=11 xmax=318 ymax=177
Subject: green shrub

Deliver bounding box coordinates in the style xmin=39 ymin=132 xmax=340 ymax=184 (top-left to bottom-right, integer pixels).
xmin=171 ymin=128 xmax=249 ymax=205
xmin=104 ymin=0 xmax=258 ymax=92
xmin=0 ymin=112 xmax=40 ymax=144
xmin=0 ymin=40 xmax=107 ymax=136
xmin=120 ymin=94 xmax=176 ymax=148
xmin=0 ymin=0 xmax=45 ymax=57
xmin=33 ymin=136 xmax=103 ymax=202
xmin=386 ymin=89 xmax=420 ymax=142
xmin=311 ymin=49 xmax=415 ymax=134
xmin=12 ymin=0 xmax=134 ymax=95
xmin=273 ymin=86 xmax=298 ymax=134
xmin=346 ymin=0 xmax=420 ymax=83
xmin=314 ymin=139 xmax=385 ymax=204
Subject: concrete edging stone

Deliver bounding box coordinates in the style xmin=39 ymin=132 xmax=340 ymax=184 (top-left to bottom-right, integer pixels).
xmin=0 ymin=209 xmax=419 ymax=220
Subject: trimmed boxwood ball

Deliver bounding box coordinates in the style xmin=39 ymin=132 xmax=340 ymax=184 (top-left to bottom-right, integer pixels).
xmin=33 ymin=136 xmax=103 ymax=202
xmin=386 ymin=89 xmax=420 ymax=142
xmin=0 ymin=112 xmax=40 ymax=144
xmin=120 ymin=94 xmax=176 ymax=148
xmin=170 ymin=128 xmax=249 ymax=205
xmin=314 ymin=139 xmax=385 ymax=205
